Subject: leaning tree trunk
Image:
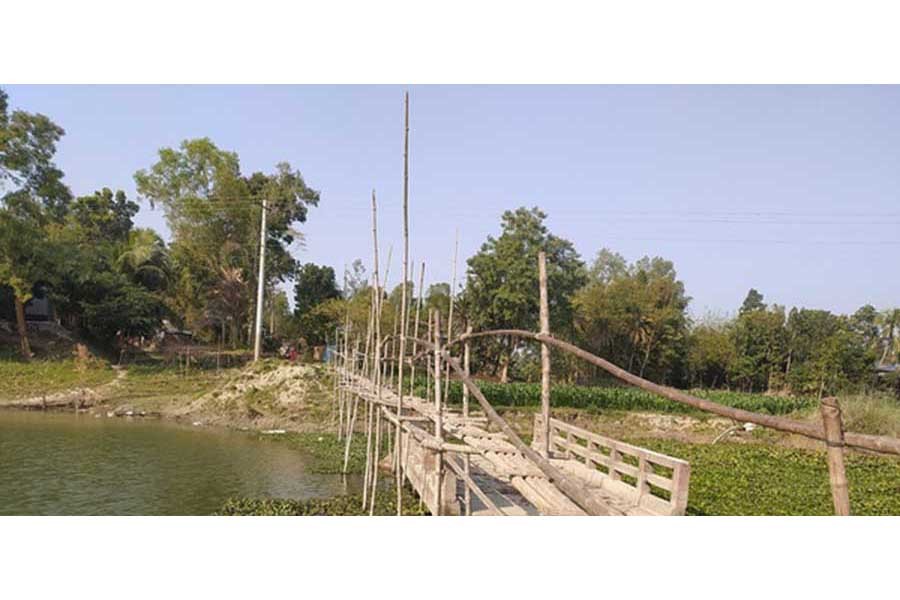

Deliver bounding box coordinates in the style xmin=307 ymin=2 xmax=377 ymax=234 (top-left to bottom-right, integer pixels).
xmin=13 ymin=296 xmax=31 ymax=361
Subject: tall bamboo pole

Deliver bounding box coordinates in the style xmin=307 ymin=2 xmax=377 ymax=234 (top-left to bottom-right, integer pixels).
xmin=538 ymin=251 xmax=551 ymax=458
xmin=396 ymin=91 xmax=411 ymax=515
xmin=342 ymin=336 xmax=362 ymax=473
xmin=463 ymin=323 xmax=472 ymax=515
xmin=443 ymin=229 xmax=459 ymax=407
xmin=409 ymin=261 xmax=426 ymax=398
xmin=368 ymin=191 xmax=384 ymax=505
xmin=820 ymin=397 xmax=850 ymax=515
xmin=433 ymin=311 xmax=443 ymax=515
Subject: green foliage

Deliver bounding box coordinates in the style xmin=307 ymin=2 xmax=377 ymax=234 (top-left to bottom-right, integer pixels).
xmin=218 ymin=486 xmax=430 ymax=516
xmin=686 ymin=319 xmax=736 ymax=388
xmin=294 ymin=263 xmax=341 ymax=316
xmin=463 ymin=207 xmax=585 ymax=380
xmin=293 ymin=263 xmax=341 ymax=345
xmin=417 ymin=378 xmax=814 ymax=415
xmin=134 ymin=138 xmax=320 ymax=342
xmin=632 ymin=438 xmax=900 ymax=515
xmin=573 ymin=249 xmax=690 ymax=384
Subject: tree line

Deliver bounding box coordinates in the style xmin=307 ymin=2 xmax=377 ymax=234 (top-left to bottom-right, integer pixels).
xmin=2 ymin=86 xmax=898 ymax=399
xmin=1 ymin=87 xmax=315 ymax=359
xmin=295 ymin=206 xmax=899 ymax=397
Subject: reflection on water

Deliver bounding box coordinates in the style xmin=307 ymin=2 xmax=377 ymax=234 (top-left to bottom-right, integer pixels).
xmin=0 ymin=411 xmax=359 ymax=515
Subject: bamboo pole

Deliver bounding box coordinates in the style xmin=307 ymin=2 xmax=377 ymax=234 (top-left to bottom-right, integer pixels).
xmin=426 ymin=309 xmax=433 ymax=402
xmin=443 ymin=229 xmax=459 ymax=407
xmin=369 ymin=405 xmax=382 ymax=515
xmin=454 ymin=328 xmax=900 ymax=457
xmin=463 ymin=323 xmax=472 ymax=515
xmin=433 ymin=311 xmax=444 ymax=515
xmin=368 ymin=190 xmax=384 ymax=503
xmin=409 ymin=261 xmax=426 ymax=398
xmin=362 ymin=387 xmax=373 ymax=509
xmin=396 ymin=91 xmax=411 ymax=516
xmin=538 ymin=251 xmax=551 ymax=458
xmin=414 ymin=335 xmax=612 ymax=516
xmin=820 ymin=397 xmax=850 ymax=516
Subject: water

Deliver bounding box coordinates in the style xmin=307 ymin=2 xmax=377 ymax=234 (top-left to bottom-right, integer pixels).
xmin=0 ymin=411 xmax=357 ymax=515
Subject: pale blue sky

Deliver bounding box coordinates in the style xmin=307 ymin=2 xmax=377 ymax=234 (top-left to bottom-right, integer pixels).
xmin=6 ymin=85 xmax=900 ymax=316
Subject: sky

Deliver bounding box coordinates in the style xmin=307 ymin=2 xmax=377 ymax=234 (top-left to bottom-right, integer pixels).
xmin=5 ymin=85 xmax=900 ymax=317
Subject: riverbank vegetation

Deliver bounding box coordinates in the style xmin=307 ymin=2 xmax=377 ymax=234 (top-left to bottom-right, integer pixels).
xmin=219 ymin=485 xmax=429 ymax=516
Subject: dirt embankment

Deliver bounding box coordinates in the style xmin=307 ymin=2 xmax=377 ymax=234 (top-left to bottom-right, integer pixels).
xmin=108 ymin=361 xmax=336 ymax=432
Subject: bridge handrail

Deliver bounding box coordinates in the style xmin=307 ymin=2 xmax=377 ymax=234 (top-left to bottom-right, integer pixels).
xmin=451 ymin=328 xmax=900 ymax=458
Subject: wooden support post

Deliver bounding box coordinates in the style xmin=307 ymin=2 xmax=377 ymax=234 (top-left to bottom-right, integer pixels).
xmin=538 ymin=251 xmax=551 ymax=458
xmin=820 ymin=397 xmax=850 ymax=516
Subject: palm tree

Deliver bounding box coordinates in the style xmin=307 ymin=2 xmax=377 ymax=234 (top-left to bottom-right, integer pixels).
xmin=879 ymin=308 xmax=900 ymax=365
xmin=117 ymin=228 xmax=170 ymax=290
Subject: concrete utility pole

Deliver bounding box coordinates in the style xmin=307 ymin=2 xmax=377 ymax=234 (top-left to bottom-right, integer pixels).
xmin=253 ymin=196 xmax=268 ymax=362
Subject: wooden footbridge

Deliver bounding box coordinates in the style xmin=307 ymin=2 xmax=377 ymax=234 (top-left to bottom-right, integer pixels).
xmin=328 ymin=92 xmax=900 ymax=516
xmin=338 ymin=365 xmax=690 ymax=516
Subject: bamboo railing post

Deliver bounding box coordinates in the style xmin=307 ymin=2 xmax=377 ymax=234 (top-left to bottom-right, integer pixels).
xmin=820 ymin=397 xmax=851 ymax=516
xmin=433 ymin=311 xmax=443 ymax=515
xmin=538 ymin=251 xmax=551 ymax=458
xmin=426 ymin=309 xmax=433 ymax=402
xmin=463 ymin=323 xmax=472 ymax=516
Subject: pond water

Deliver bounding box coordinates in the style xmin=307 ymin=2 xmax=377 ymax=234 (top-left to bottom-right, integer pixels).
xmin=0 ymin=411 xmax=357 ymax=515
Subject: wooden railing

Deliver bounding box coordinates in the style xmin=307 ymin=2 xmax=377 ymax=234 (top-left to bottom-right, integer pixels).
xmin=535 ymin=416 xmax=691 ymax=515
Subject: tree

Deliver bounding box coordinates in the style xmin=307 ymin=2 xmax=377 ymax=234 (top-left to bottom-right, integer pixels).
xmin=730 ymin=304 xmax=786 ymax=392
xmin=292 ymin=263 xmax=341 ymax=347
xmin=463 ymin=207 xmax=585 ymax=382
xmin=425 ymin=282 xmax=450 ymax=321
xmin=739 ymin=288 xmax=766 ymax=315
xmin=0 ymin=87 xmax=72 ymax=358
xmin=573 ymin=251 xmax=691 ymax=383
xmin=294 ymin=263 xmax=341 ymax=317
xmin=134 ymin=138 xmax=320 ymax=342
xmin=343 ymin=259 xmax=367 ymax=298
xmin=69 ymin=188 xmax=138 ymax=241
xmin=0 ymin=204 xmax=53 ymax=358
xmin=686 ymin=318 xmax=736 ymax=388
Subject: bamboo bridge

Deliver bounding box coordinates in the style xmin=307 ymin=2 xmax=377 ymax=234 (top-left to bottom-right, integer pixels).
xmin=328 ymin=92 xmax=900 ymax=517
xmin=336 ymin=363 xmax=691 ymax=516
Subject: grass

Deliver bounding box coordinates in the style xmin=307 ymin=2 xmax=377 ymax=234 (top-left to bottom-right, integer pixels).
xmin=101 ymin=362 xmax=233 ymax=410
xmin=629 ymin=438 xmax=900 ymax=515
xmin=0 ymin=357 xmax=116 ymax=401
xmin=837 ymin=394 xmax=900 ymax=438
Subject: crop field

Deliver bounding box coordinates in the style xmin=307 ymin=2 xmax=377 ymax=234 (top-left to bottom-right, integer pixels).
xmin=415 ymin=379 xmax=815 ymax=415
